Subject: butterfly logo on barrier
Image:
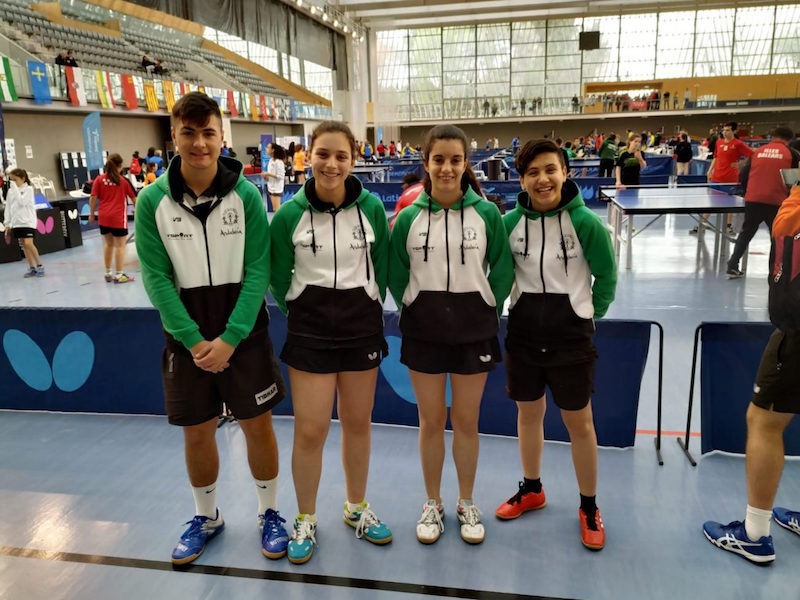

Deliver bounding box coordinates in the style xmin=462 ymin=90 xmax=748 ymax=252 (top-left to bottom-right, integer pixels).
xmin=379 ymin=335 xmax=452 ymax=407
xmin=2 ymin=330 xmax=95 ymax=392
xmin=67 ymin=209 xmax=78 ymax=220
xmin=37 ymin=217 xmax=54 ymax=235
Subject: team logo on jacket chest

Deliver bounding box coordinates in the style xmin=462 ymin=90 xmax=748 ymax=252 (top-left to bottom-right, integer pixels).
xmin=220 ymin=208 xmax=243 ymax=237
xmin=556 ymin=233 xmax=579 ymax=261
xmin=351 ymin=225 xmax=367 ymax=250
xmin=462 ymin=226 xmax=480 ymax=250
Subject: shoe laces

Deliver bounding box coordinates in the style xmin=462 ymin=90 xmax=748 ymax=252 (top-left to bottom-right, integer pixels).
xmin=353 ymin=506 xmax=381 ymax=540
xmin=507 ymin=481 xmax=526 ymax=505
xmin=418 ymin=502 xmax=444 ymax=532
xmin=262 ymin=509 xmax=286 ymax=536
xmin=459 ymin=503 xmax=482 ymax=527
xmin=293 ymin=518 xmax=317 ymax=545
xmin=183 ymin=515 xmax=215 ymax=537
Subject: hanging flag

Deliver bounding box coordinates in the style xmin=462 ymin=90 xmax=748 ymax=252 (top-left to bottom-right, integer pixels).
xmin=259 ymin=95 xmax=268 ymax=121
xmin=94 ymin=70 xmax=115 ymax=109
xmin=0 ymin=102 xmax=7 ymax=170
xmin=27 ymin=60 xmax=51 ymax=104
xmin=241 ymin=92 xmax=250 ymax=119
xmin=65 ymin=66 xmax=87 ymax=106
xmin=82 ymin=112 xmax=104 ymax=170
xmin=227 ymin=90 xmax=238 ymax=117
xmin=121 ymin=74 xmax=137 ymax=109
xmin=272 ymin=96 xmax=278 ymax=120
xmin=163 ymin=80 xmax=176 ymax=112
xmin=197 ymin=85 xmax=206 ymax=95
xmin=249 ymin=94 xmax=259 ymax=121
xmin=0 ymin=57 xmax=18 ymax=102
xmin=143 ymin=80 xmax=159 ymax=112
xmin=178 ymin=82 xmax=187 ymax=98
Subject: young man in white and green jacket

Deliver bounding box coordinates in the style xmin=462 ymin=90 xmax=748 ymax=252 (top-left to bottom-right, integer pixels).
xmin=494 ymin=139 xmax=617 ymax=552
xmin=135 ymin=92 xmax=288 ymax=566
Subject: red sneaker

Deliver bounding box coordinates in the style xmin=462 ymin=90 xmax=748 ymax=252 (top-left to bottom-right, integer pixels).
xmin=579 ymin=508 xmax=605 ymax=550
xmin=495 ymin=482 xmax=546 ymax=520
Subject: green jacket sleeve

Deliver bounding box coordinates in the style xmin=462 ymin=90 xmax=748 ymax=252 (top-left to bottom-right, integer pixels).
xmin=268 ymin=200 xmax=299 ymax=315
xmin=135 ymin=186 xmax=204 ymax=350
xmin=366 ymin=196 xmax=389 ymax=302
xmin=480 ymin=201 xmax=514 ymax=315
xmin=572 ymin=206 xmax=617 ymax=318
xmin=388 ymin=206 xmax=414 ymax=308
xmin=219 ymin=182 xmax=271 ymax=348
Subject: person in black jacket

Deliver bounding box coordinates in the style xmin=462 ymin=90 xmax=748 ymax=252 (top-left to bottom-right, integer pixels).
xmin=703 ymin=182 xmax=800 ymax=565
xmin=675 ymin=133 xmax=693 ymax=176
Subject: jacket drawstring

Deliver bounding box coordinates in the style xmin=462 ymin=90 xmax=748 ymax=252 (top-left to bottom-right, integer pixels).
xmin=308 ymin=204 xmax=317 ymax=255
xmin=459 ymin=197 xmax=466 ymax=265
xmin=423 ymin=197 xmax=432 ymax=262
xmin=557 ymin=211 xmax=569 ymax=276
xmin=354 ymin=200 xmax=371 ymax=282
xmin=524 ymin=215 xmax=530 ymax=260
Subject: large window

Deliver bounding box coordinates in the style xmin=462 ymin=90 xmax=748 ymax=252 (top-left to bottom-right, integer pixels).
xmin=374 ymin=4 xmax=800 ymax=122
xmin=733 ymin=7 xmax=775 ymax=75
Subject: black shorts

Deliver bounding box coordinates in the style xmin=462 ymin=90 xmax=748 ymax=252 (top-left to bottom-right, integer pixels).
xmin=752 ymin=329 xmax=800 ymax=414
xmin=505 ymin=343 xmax=597 ymax=411
xmin=162 ymin=335 xmax=285 ymax=426
xmin=281 ymin=339 xmax=387 ymax=373
xmin=401 ymin=337 xmax=501 ymax=375
xmin=11 ymin=227 xmax=36 ymax=239
xmin=100 ymin=226 xmax=129 ymax=237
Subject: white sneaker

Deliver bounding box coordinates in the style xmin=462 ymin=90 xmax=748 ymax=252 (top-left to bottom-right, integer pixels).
xmin=416 ymin=499 xmax=444 ymax=544
xmin=457 ymin=500 xmax=485 ymax=544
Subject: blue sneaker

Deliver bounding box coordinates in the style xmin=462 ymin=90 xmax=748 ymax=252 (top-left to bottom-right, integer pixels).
xmin=773 ymin=507 xmax=800 ymax=537
xmin=171 ymin=509 xmax=225 ymax=565
xmin=287 ymin=515 xmax=317 ymax=565
xmin=259 ymin=508 xmax=289 ymax=559
xmin=702 ymin=520 xmax=775 ymax=564
xmin=343 ymin=501 xmax=392 ymax=545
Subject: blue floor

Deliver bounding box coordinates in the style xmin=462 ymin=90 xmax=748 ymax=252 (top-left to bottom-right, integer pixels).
xmin=1 ymin=212 xmax=796 ymax=599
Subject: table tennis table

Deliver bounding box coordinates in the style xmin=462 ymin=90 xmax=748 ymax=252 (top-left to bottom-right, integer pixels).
xmin=600 ymin=186 xmax=745 ymax=270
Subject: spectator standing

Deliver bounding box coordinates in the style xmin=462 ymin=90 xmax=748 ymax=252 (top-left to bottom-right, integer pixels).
xmin=726 ymin=126 xmax=800 ymax=278
xmin=675 ymin=133 xmax=693 ymax=176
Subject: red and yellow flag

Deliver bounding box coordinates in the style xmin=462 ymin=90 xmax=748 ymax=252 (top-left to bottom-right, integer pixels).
xmin=143 ymin=80 xmax=159 ymax=112
xmin=162 ymin=80 xmax=176 ymax=112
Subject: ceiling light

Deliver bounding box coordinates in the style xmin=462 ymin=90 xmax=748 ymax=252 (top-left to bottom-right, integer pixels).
xmin=333 ymin=19 xmax=339 ymax=27
xmin=310 ymin=6 xmax=316 ymax=14
xmin=359 ymin=35 xmax=364 ymax=42
xmin=343 ymin=25 xmax=348 ymax=33
xmin=296 ymin=0 xmax=302 ymax=5
xmin=322 ymin=13 xmax=329 ymax=21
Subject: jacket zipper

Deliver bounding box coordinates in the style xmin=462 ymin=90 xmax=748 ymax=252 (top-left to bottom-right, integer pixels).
xmin=202 ymin=220 xmax=213 ymax=286
xmin=444 ymin=208 xmax=451 ymax=291
xmin=539 ymin=216 xmax=546 ymax=330
xmin=332 ymin=211 xmax=338 ymax=289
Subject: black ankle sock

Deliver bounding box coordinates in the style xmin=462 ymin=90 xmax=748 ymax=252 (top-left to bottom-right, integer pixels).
xmin=522 ymin=477 xmax=542 ymax=494
xmin=580 ymin=494 xmax=597 ymax=521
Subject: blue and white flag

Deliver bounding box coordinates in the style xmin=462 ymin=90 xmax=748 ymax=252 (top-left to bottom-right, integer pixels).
xmin=82 ymin=112 xmax=104 ymax=171
xmin=27 ymin=60 xmax=51 ymax=104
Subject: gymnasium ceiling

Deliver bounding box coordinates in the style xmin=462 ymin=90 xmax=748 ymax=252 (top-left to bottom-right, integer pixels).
xmin=332 ymin=0 xmax=778 ymax=29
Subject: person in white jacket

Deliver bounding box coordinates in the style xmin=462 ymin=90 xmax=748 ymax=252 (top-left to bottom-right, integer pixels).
xmin=3 ymin=168 xmax=44 ymax=277
xmin=261 ymin=142 xmax=286 ymax=213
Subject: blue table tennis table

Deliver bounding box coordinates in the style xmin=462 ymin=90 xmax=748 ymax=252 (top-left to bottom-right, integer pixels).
xmin=600 ymin=186 xmax=745 ymax=270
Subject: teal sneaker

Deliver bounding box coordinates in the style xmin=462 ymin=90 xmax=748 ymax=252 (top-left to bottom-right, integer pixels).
xmin=287 ymin=515 xmax=317 ymax=565
xmin=343 ymin=501 xmax=392 ymax=545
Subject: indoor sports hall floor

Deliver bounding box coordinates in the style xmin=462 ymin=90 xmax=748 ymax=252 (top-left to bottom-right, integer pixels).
xmin=1 ymin=211 xmax=798 ymax=600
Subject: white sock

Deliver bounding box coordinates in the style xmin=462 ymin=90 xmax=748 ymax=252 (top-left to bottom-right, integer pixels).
xmin=745 ymin=505 xmax=772 ymax=540
xmin=254 ymin=476 xmax=278 ymax=514
xmin=191 ymin=483 xmax=218 ymax=519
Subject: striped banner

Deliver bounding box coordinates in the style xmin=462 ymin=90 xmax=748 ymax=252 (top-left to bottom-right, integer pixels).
xmin=227 ymin=90 xmax=238 ymax=117
xmin=94 ymin=70 xmax=115 ymax=109
xmin=0 ymin=56 xmax=19 ymax=102
xmin=259 ymin=95 xmax=268 ymax=121
xmin=143 ymin=80 xmax=159 ymax=112
xmin=249 ymin=94 xmax=259 ymax=121
xmin=121 ymin=74 xmax=137 ymax=109
xmin=162 ymin=80 xmax=176 ymax=112
xmin=65 ymin=66 xmax=87 ymax=106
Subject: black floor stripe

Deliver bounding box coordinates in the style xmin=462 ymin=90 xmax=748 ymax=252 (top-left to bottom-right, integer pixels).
xmin=0 ymin=545 xmax=577 ymax=600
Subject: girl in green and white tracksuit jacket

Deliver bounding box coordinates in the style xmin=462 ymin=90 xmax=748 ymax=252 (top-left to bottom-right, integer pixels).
xmin=388 ymin=124 xmax=514 ymax=548
xmin=269 ymin=121 xmax=392 ymax=565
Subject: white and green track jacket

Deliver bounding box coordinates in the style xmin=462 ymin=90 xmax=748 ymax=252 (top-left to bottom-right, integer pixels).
xmin=135 ymin=156 xmax=271 ymax=352
xmin=388 ymin=186 xmax=514 ymax=345
xmin=269 ymin=176 xmax=389 ymax=349
xmin=503 ymin=179 xmax=617 ymax=350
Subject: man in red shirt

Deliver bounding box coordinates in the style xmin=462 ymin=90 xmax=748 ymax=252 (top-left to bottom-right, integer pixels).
xmin=726 ymin=126 xmax=800 ymax=278
xmin=691 ymin=122 xmax=755 ymax=234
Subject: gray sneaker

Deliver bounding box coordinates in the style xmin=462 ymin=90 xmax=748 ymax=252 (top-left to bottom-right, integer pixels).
xmin=726 ymin=267 xmax=744 ymax=279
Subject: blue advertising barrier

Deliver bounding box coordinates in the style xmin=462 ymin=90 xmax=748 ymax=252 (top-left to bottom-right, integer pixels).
xmin=678 ymin=322 xmax=800 ymax=465
xmin=0 ymin=308 xmax=659 ymax=454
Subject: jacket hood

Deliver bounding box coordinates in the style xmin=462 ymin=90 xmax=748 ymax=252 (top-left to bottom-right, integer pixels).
xmin=412 ymin=184 xmax=483 ymax=212
xmin=161 ymin=155 xmax=244 ymax=202
xmin=515 ymin=178 xmax=584 ymax=219
xmin=291 ymin=175 xmax=369 ymax=212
